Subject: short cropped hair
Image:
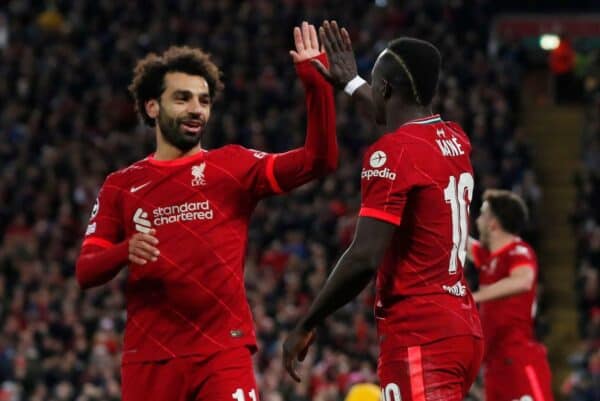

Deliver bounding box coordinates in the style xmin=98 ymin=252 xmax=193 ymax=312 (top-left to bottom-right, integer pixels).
xmin=128 ymin=46 xmax=224 ymax=127
xmin=483 ymin=189 xmax=529 ymax=235
xmin=380 ymin=37 xmax=441 ymax=106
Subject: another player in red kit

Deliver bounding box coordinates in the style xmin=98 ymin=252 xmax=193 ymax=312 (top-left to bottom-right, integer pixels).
xmin=75 ymin=22 xmax=337 ymax=401
xmin=469 ymin=190 xmax=554 ymax=401
xmin=283 ymin=21 xmax=482 ymax=401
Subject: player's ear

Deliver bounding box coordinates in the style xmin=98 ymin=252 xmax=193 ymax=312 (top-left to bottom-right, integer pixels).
xmin=145 ymin=99 xmax=160 ymax=119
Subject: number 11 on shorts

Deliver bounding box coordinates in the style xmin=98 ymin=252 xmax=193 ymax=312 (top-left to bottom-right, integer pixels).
xmin=232 ymin=388 xmax=257 ymax=401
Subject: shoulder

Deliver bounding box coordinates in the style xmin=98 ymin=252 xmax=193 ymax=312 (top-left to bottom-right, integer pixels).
xmin=211 ymin=144 xmax=270 ymax=163
xmin=104 ymin=159 xmax=148 ymax=188
xmin=365 ymin=134 xmax=408 ymax=161
xmin=506 ymin=240 xmax=537 ymax=271
xmin=508 ymin=240 xmax=536 ymax=260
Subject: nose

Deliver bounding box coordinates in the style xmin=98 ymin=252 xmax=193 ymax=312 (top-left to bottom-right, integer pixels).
xmin=188 ymin=98 xmax=203 ymax=115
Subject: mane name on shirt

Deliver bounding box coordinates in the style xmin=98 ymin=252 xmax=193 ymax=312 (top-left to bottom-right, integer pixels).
xmin=435 ymin=137 xmax=465 ymax=157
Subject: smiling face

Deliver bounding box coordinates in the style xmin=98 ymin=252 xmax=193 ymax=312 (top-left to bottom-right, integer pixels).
xmin=147 ymin=72 xmax=212 ymax=151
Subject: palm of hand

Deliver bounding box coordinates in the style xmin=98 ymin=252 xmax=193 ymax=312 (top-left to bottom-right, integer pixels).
xmin=290 ymin=22 xmax=321 ymax=63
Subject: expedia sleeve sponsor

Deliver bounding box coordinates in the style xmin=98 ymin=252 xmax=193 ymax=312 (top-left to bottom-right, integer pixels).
xmin=361 ymin=167 xmax=397 ymax=181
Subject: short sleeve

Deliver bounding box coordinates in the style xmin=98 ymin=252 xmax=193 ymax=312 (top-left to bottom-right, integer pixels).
xmin=227 ymin=145 xmax=283 ymax=199
xmin=358 ymin=141 xmax=413 ymax=226
xmin=507 ymin=244 xmax=536 ymax=274
xmin=82 ymin=174 xmax=124 ymax=249
xmin=470 ymin=240 xmax=489 ymax=269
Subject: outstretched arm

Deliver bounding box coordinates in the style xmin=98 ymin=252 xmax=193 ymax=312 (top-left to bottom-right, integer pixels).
xmin=271 ymin=22 xmax=338 ymax=192
xmin=312 ymin=20 xmax=376 ymax=124
xmin=282 ymin=217 xmax=396 ymax=381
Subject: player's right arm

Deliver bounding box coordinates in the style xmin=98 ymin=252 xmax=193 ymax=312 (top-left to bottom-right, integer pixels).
xmin=75 ymin=175 xmax=159 ymax=289
xmin=312 ymin=20 xmax=376 ymax=123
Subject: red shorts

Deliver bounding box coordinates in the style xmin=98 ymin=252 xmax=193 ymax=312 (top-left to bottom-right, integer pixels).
xmin=378 ymin=335 xmax=483 ymax=401
xmin=485 ymin=343 xmax=554 ymax=401
xmin=121 ymin=347 xmax=258 ymax=401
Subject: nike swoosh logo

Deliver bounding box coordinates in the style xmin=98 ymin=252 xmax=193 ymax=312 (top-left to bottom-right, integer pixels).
xmin=130 ymin=182 xmax=151 ymax=193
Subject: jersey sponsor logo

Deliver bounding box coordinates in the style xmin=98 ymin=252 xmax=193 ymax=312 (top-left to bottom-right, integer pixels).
xmin=191 ymin=163 xmax=207 ymax=186
xmin=252 ymin=151 xmax=267 ymax=159
xmin=130 ymin=181 xmax=152 ymax=193
xmin=442 ymin=280 xmax=467 ymax=297
xmin=85 ymin=222 xmax=96 ymax=236
xmin=361 ymin=167 xmax=397 ymax=181
xmin=90 ymin=197 xmax=100 ymax=220
xmin=435 ymin=137 xmax=465 ymax=157
xmin=369 ymin=150 xmax=387 ymax=168
xmin=153 ymin=201 xmax=214 ymax=225
xmin=133 ymin=208 xmax=152 ymax=233
xmin=133 ymin=202 xmax=215 ymax=232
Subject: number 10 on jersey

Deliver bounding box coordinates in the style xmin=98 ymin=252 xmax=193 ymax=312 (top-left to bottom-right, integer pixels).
xmin=444 ymin=173 xmax=474 ymax=274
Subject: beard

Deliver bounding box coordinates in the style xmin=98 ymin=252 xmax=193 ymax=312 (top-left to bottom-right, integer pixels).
xmin=157 ymin=108 xmax=205 ymax=152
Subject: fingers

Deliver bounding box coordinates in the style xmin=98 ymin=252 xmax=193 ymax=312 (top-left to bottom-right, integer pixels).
xmin=331 ymin=21 xmax=346 ymax=52
xmin=341 ymin=27 xmax=353 ymax=51
xmin=301 ymin=21 xmax=311 ymax=52
xmin=129 ymin=231 xmax=160 ymax=265
xmin=309 ymin=24 xmax=319 ymax=51
xmin=284 ymin=352 xmax=301 ymax=383
xmin=319 ymin=27 xmax=334 ymax=56
xmin=293 ymin=26 xmax=304 ymax=53
xmin=322 ymin=20 xmax=340 ymax=52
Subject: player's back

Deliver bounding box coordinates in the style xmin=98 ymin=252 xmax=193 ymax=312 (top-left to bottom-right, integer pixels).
xmin=359 ymin=115 xmax=482 ymax=348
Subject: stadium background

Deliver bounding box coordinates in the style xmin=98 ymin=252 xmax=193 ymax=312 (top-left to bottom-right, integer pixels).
xmin=0 ymin=1 xmax=598 ymax=400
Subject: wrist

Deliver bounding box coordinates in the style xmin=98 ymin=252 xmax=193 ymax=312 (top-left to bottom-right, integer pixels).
xmin=299 ymin=317 xmax=316 ymax=333
xmin=344 ymin=75 xmax=366 ymax=96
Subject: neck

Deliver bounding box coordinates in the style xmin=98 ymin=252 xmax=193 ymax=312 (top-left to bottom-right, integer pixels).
xmin=385 ymin=99 xmax=433 ymax=132
xmin=488 ymin=231 xmax=518 ymax=253
xmin=154 ymin=130 xmax=202 ymax=161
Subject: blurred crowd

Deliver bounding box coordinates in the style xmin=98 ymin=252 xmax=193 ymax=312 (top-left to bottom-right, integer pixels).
xmin=0 ymin=1 xmax=541 ymax=400
xmin=562 ymin=51 xmax=600 ymax=401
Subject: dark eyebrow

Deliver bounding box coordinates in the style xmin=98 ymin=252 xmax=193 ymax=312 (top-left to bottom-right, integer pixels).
xmin=172 ymin=89 xmax=211 ymax=99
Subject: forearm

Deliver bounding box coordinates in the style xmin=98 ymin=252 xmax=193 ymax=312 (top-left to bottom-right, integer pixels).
xmin=473 ymin=276 xmax=530 ymax=303
xmin=302 ymin=68 xmax=337 ymax=173
xmin=273 ymin=57 xmax=337 ymax=190
xmin=299 ymin=252 xmax=375 ymax=331
xmin=76 ymin=241 xmax=129 ymax=289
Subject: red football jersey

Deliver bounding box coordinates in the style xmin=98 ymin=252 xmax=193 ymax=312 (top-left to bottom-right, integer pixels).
xmin=471 ymin=238 xmax=538 ymax=359
xmin=359 ymin=114 xmax=483 ymax=348
xmin=83 ymin=146 xmax=285 ymax=364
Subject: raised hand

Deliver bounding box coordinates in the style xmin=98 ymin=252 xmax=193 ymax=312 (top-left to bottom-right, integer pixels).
xmin=312 ymin=20 xmax=358 ymax=88
xmin=290 ymin=21 xmax=321 ymax=63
